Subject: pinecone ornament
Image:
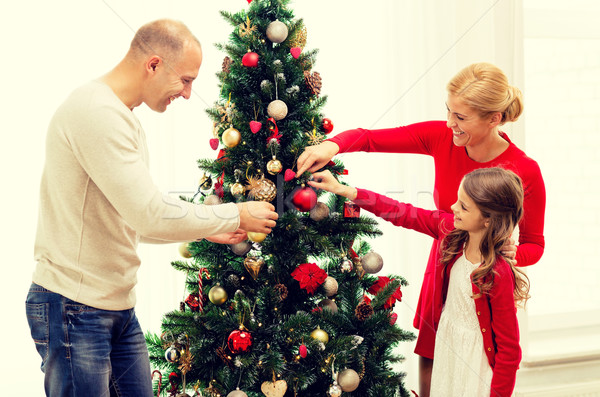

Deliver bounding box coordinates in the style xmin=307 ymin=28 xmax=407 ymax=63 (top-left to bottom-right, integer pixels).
xmin=304 ymin=70 xmax=322 ymax=97
xmin=246 ymin=176 xmax=277 ymax=202
xmin=355 ymin=300 xmax=374 ymax=321
xmin=274 ymin=283 xmax=288 ymax=302
xmin=222 ymin=56 xmax=232 ymax=74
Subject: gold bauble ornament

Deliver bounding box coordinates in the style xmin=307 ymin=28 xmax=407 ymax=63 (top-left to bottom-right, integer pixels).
xmin=266 ymin=20 xmax=289 ymax=43
xmin=230 ymin=182 xmax=245 ymax=197
xmin=322 ymin=276 xmax=338 ymax=297
xmin=178 ymin=242 xmax=192 ymax=258
xmin=309 ymin=202 xmax=330 ymax=221
xmin=247 ymin=231 xmax=267 ymax=243
xmin=222 ymin=126 xmax=242 ymax=148
xmin=340 ymin=257 xmax=353 ymax=273
xmin=246 ymin=176 xmax=277 ymax=202
xmin=266 ymin=157 xmax=283 ymax=175
xmin=328 ymin=382 xmax=342 ymax=397
xmin=362 ymin=251 xmax=384 ymax=274
xmin=310 ymin=327 xmax=329 ymax=344
xmin=337 ymin=369 xmax=360 ymax=392
xmin=203 ymin=194 xmax=222 ymax=205
xmin=267 ymin=100 xmax=288 ymax=121
xmin=199 ymin=173 xmax=212 ymax=190
xmin=243 ymin=256 xmax=265 ymax=280
xmin=208 ymin=285 xmax=228 ymax=305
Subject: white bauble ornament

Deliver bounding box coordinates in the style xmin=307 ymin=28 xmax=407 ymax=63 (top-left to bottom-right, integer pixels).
xmin=267 ymin=100 xmax=288 ymax=121
xmin=203 ymin=194 xmax=222 ymax=205
xmin=337 ymin=368 xmax=360 ymax=392
xmin=227 ymin=388 xmax=249 ymax=397
xmin=362 ymin=251 xmax=384 ymax=274
xmin=266 ymin=20 xmax=289 ymax=43
xmin=322 ymin=276 xmax=338 ymax=297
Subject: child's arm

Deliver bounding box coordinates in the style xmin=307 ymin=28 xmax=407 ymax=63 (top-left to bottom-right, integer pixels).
xmin=309 ymin=171 xmax=452 ymax=239
xmin=488 ymin=260 xmax=522 ymax=397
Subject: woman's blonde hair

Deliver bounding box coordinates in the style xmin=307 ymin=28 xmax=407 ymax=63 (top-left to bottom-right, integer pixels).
xmin=446 ymin=62 xmax=523 ymax=125
xmin=440 ymin=167 xmax=530 ymax=305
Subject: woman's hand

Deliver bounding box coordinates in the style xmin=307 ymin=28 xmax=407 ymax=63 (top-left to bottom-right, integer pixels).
xmin=295 ymin=141 xmax=340 ymax=176
xmin=501 ymin=237 xmax=518 ymax=265
xmin=205 ymin=229 xmax=248 ymax=245
xmin=308 ymin=170 xmax=357 ymax=200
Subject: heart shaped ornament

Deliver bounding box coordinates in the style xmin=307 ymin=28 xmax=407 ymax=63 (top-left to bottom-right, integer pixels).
xmin=249 ymin=121 xmax=262 ymax=134
xmin=284 ymin=169 xmax=295 ymax=182
xmin=243 ymin=257 xmax=265 ymax=280
xmin=290 ymin=47 xmax=302 ymax=59
xmin=209 ymin=138 xmax=219 ymax=150
xmin=260 ymin=380 xmax=287 ymax=397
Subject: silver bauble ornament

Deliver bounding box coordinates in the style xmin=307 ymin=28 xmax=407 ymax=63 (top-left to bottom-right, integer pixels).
xmin=165 ymin=345 xmax=181 ymax=363
xmin=337 ymin=368 xmax=360 ymax=392
xmin=227 ymin=389 xmax=249 ymax=397
xmin=266 ymin=20 xmax=289 ymax=43
xmin=229 ymin=241 xmax=252 ymax=256
xmin=319 ymin=298 xmax=338 ymax=313
xmin=267 ymin=100 xmax=288 ymax=121
xmin=322 ymin=276 xmax=338 ymax=297
xmin=362 ymin=251 xmax=384 ymax=274
xmin=309 ymin=202 xmax=330 ymax=221
xmin=340 ymin=257 xmax=353 ymax=273
xmin=328 ymin=382 xmax=342 ymax=397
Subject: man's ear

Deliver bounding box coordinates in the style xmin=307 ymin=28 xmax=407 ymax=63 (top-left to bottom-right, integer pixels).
xmin=147 ymin=56 xmax=161 ymax=73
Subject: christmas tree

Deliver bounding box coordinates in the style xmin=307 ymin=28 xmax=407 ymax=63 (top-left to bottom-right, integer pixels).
xmin=146 ymin=1 xmax=415 ymax=396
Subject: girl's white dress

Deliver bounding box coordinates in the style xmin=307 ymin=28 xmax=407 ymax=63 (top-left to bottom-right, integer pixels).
xmin=430 ymin=254 xmax=494 ymax=397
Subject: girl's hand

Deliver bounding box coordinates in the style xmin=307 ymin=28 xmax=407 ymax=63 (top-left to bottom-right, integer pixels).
xmin=295 ymin=141 xmax=340 ymax=176
xmin=501 ymin=237 xmax=518 ymax=265
xmin=308 ymin=170 xmax=357 ymax=200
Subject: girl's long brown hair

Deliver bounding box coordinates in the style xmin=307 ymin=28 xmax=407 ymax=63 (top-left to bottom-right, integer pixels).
xmin=440 ymin=167 xmax=530 ymax=305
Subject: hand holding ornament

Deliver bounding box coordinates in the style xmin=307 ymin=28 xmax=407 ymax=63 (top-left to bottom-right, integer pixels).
xmin=308 ymin=170 xmax=357 ymax=200
xmin=236 ymin=201 xmax=278 ymax=234
xmin=295 ymin=140 xmax=340 ymax=176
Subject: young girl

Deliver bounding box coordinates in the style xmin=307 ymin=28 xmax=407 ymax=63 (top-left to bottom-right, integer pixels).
xmin=308 ymin=167 xmax=529 ymax=397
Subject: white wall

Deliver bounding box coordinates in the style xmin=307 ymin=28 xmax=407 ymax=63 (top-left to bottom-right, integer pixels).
xmin=3 ymin=0 xmax=597 ymax=395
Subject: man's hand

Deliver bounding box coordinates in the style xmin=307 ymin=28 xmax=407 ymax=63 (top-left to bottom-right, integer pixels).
xmin=236 ymin=201 xmax=278 ymax=234
xmin=205 ymin=229 xmax=248 ymax=245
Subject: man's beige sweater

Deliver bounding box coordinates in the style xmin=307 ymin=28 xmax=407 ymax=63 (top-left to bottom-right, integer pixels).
xmin=33 ymin=80 xmax=239 ymax=310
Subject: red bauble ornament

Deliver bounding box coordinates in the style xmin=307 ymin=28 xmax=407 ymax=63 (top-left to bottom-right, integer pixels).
xmin=227 ymin=329 xmax=253 ymax=354
xmin=292 ymin=186 xmax=317 ymax=212
xmin=322 ymin=118 xmax=334 ymax=134
xmin=242 ymin=52 xmax=259 ymax=67
xmin=389 ymin=312 xmax=398 ymax=325
xmin=299 ymin=344 xmax=308 ymax=358
xmin=249 ymin=121 xmax=262 ymax=134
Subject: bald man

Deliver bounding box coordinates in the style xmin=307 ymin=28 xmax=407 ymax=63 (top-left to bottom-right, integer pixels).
xmin=25 ymin=19 xmax=278 ymax=396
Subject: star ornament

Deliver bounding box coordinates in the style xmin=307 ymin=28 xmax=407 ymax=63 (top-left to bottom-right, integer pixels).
xmin=291 ymin=263 xmax=327 ymax=294
xmin=238 ymin=16 xmax=257 ymax=37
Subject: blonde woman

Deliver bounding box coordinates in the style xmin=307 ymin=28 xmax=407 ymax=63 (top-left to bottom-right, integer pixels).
xmin=296 ymin=63 xmax=545 ymax=396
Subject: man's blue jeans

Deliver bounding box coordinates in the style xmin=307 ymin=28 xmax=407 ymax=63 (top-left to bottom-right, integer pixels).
xmin=25 ymin=283 xmax=153 ymax=397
